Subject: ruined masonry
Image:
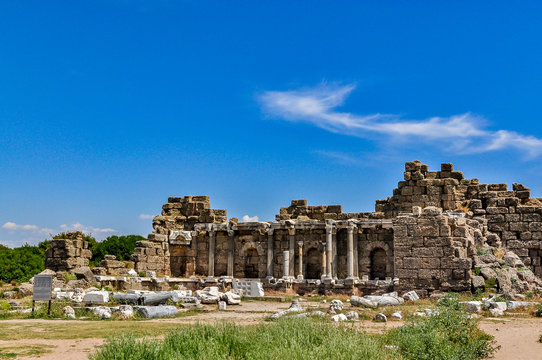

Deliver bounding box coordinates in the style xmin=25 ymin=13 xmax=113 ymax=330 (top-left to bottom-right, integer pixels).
xmin=132 ymin=161 xmax=542 ymax=295
xmin=45 ymin=233 xmax=92 ymax=272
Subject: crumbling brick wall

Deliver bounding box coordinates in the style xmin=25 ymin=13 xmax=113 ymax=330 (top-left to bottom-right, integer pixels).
xmin=45 ymin=232 xmax=92 ymax=272
xmin=393 ymin=207 xmax=476 ymax=292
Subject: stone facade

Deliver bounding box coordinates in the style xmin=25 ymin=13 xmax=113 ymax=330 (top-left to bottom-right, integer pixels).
xmin=125 ymin=160 xmax=542 ymax=295
xmin=45 ymin=232 xmax=92 ymax=272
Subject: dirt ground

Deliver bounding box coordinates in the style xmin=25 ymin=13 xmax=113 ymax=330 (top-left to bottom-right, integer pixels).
xmin=0 ymin=301 xmax=540 ymax=359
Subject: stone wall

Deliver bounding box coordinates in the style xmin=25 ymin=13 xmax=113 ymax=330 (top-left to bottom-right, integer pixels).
xmin=393 ymin=207 xmax=477 ymax=293
xmin=376 ymin=160 xmax=542 ymax=276
xmin=131 ymin=160 xmax=542 ymax=296
xmin=45 ymin=232 xmax=92 ymax=272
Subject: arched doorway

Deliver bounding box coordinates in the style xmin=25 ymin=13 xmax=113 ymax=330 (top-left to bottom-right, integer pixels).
xmin=170 ymin=246 xmax=188 ymax=277
xmin=244 ymin=248 xmax=259 ymax=278
xmin=305 ymin=248 xmax=321 ymax=279
xmin=370 ymin=248 xmax=387 ymax=279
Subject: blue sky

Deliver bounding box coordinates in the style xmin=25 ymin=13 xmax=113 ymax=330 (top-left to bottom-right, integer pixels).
xmin=2 ymin=1 xmax=542 ymax=247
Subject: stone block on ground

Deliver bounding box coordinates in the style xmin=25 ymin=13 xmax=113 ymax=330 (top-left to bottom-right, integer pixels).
xmin=373 ymin=313 xmax=387 ymax=322
xmin=135 ymin=305 xmax=178 ymax=318
xmin=63 ymin=306 xmax=76 ymax=319
xmin=83 ymin=291 xmax=109 ymax=305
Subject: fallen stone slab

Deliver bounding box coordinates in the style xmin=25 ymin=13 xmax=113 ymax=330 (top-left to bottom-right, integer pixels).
xmin=220 ymin=291 xmax=241 ymax=305
xmin=270 ymin=300 xmax=303 ymax=319
xmin=113 ymin=293 xmax=140 ymax=304
xmin=88 ymin=306 xmax=111 ymax=319
xmin=463 ymin=301 xmax=482 ymax=313
xmin=135 ymin=305 xmax=178 ymax=319
xmin=83 ymin=291 xmax=109 ymax=305
xmin=350 ymin=296 xmax=378 ymax=308
xmin=402 ymin=291 xmax=419 ymax=302
xmin=507 ymin=301 xmax=538 ymax=310
xmin=373 ymin=313 xmax=387 ymax=322
xmin=363 ymin=295 xmax=402 ymax=306
xmin=142 ymin=292 xmax=179 ymax=306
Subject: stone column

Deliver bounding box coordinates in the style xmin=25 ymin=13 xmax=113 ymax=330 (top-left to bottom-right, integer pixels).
xmin=227 ymin=230 xmax=234 ymax=277
xmin=266 ymin=228 xmax=274 ymax=278
xmin=353 ymin=229 xmax=359 ymax=277
xmin=288 ymin=228 xmax=295 ymax=277
xmin=346 ymin=224 xmax=355 ymax=279
xmin=297 ymin=241 xmax=304 ymax=280
xmin=282 ymin=250 xmax=290 ymax=278
xmin=332 ymin=230 xmax=337 ymax=279
xmin=321 ymin=242 xmax=327 ymax=278
xmin=325 ymin=223 xmax=333 ymax=278
xmin=208 ymin=230 xmax=216 ymax=277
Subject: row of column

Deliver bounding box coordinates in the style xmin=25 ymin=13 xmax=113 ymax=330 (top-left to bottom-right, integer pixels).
xmin=207 ymin=224 xmax=359 ymax=280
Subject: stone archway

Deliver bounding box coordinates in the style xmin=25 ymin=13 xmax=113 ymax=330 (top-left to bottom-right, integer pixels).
xmin=370 ymin=248 xmax=387 ymax=279
xmin=170 ymin=246 xmax=189 ymax=277
xmin=244 ymin=248 xmax=259 ymax=278
xmin=305 ymin=248 xmax=321 ymax=279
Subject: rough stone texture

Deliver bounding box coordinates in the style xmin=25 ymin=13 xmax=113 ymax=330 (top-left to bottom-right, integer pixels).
xmin=129 ymin=160 xmax=542 ymax=295
xmin=45 ymin=232 xmax=91 ymax=272
xmin=134 ymin=305 xmax=178 ymax=318
xmin=83 ymin=291 xmax=109 ymax=305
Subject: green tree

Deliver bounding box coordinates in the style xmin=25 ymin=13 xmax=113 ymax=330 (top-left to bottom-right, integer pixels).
xmin=90 ymin=235 xmax=145 ymax=266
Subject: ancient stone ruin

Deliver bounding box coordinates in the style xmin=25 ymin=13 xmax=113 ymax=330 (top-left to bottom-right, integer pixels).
xmin=45 ymin=232 xmax=92 ymax=272
xmin=43 ymin=161 xmax=542 ymax=297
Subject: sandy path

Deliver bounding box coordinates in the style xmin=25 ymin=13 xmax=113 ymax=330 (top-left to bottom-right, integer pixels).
xmin=0 ymin=338 xmax=103 ymax=360
xmin=479 ymin=318 xmax=542 ymax=360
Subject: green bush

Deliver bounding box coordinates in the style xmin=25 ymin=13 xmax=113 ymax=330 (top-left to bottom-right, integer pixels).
xmin=474 ymin=267 xmax=481 ymax=276
xmin=64 ymin=273 xmax=77 ymax=282
xmin=534 ymin=304 xmax=542 ymax=318
xmin=92 ymin=318 xmax=390 ymax=360
xmin=90 ymin=235 xmax=145 ymax=266
xmin=485 ymin=278 xmax=497 ymax=289
xmin=386 ymin=300 xmax=498 ymax=360
xmin=0 ymin=244 xmax=46 ymax=283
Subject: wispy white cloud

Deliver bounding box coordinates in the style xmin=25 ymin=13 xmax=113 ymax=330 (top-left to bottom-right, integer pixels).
xmin=2 ymin=221 xmax=116 ymax=237
xmin=60 ymin=223 xmax=117 ymax=233
xmin=2 ymin=222 xmax=39 ymax=231
xmin=259 ymin=83 xmax=542 ymax=158
xmin=314 ymin=150 xmax=364 ymax=166
xmin=242 ymin=215 xmax=259 ymax=222
xmin=138 ymin=214 xmax=154 ymax=220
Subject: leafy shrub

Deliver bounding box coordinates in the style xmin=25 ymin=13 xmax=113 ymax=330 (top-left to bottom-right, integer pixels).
xmin=89 ymin=235 xmax=145 ymax=266
xmin=534 ymin=304 xmax=542 ymax=318
xmin=476 ymin=248 xmax=489 ymax=256
xmin=485 ymin=278 xmax=497 ymax=289
xmin=0 ymin=241 xmax=49 ymax=283
xmin=64 ymin=273 xmax=77 ymax=282
xmin=526 ymin=291 xmax=534 ymax=299
xmin=0 ymin=301 xmax=10 ymax=310
xmin=437 ymin=293 xmax=461 ymax=310
xmin=387 ymin=301 xmax=498 ymax=360
xmin=138 ymin=272 xmax=146 ymax=277
xmin=474 ymin=267 xmax=481 ymax=276
xmin=92 ymin=318 xmax=390 ymax=360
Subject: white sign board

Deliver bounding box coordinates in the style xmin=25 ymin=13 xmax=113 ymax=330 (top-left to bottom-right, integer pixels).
xmin=33 ymin=274 xmax=52 ymax=301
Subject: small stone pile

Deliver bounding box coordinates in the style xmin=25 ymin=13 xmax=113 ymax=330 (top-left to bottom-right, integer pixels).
xmin=93 ymin=255 xmax=129 ymax=275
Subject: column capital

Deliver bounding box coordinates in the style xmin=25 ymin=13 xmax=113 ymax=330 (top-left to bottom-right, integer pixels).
xmin=288 ymin=228 xmax=296 ymax=236
xmin=267 ymin=228 xmax=274 ymax=236
xmin=227 ymin=230 xmax=234 ymax=237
